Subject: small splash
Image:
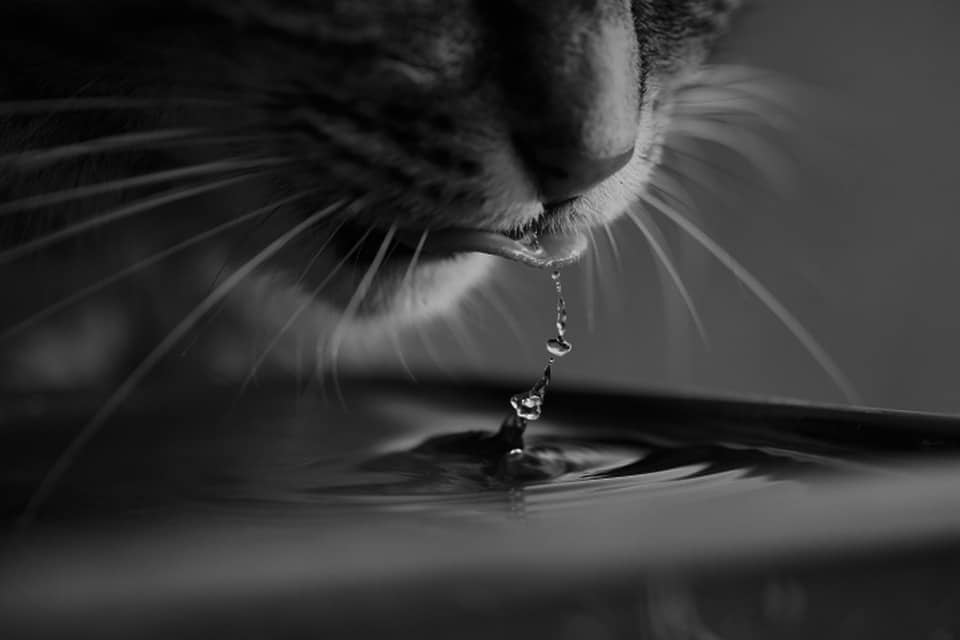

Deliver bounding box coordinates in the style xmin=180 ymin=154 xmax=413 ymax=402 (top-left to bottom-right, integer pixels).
xmin=509 ymin=364 xmax=551 ymax=421
xmin=510 ymin=386 xmax=545 ymax=421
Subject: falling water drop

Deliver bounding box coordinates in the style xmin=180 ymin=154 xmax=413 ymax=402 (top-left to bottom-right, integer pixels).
xmin=552 ymin=270 xmax=569 ymax=341
xmin=497 ymin=270 xmax=572 ymax=461
xmin=546 ymin=337 xmax=572 ymax=358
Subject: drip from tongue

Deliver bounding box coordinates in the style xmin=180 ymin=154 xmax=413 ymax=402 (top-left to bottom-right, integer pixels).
xmin=415 ymin=227 xmax=587 ymax=269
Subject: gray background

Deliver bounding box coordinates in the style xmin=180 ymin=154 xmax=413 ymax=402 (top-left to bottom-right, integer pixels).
xmin=390 ymin=0 xmax=960 ymax=413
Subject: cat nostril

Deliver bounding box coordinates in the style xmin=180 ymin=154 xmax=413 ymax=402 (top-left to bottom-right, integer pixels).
xmin=529 ymin=145 xmax=635 ymax=204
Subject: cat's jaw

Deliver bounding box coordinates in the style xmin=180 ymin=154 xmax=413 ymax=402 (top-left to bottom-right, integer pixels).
xmin=204 ymin=251 xmax=499 ymax=379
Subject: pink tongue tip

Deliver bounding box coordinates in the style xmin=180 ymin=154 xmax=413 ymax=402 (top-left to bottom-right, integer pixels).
xmin=417 ymin=228 xmax=588 ymax=269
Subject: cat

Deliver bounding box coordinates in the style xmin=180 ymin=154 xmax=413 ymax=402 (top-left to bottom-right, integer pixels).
xmin=0 ymin=0 xmax=743 ymax=389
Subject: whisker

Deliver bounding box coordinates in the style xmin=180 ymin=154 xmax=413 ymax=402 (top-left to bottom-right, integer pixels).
xmin=177 ymin=198 xmax=298 ymax=357
xmin=673 ymin=84 xmax=801 ymax=127
xmin=0 ymin=128 xmax=204 ymax=168
xmin=390 ymin=235 xmax=434 ymax=380
xmin=237 ymin=221 xmax=367 ymax=391
xmin=691 ymin=64 xmax=814 ymax=108
xmin=0 ymin=156 xmax=289 ymax=216
xmin=328 ymin=225 xmax=398 ymax=367
xmin=625 ymin=207 xmax=709 ymax=346
xmin=641 ymin=188 xmax=860 ymax=404
xmin=641 ymin=212 xmax=698 ymax=382
xmin=0 ymin=174 xmax=259 ymax=264
xmin=667 ymin=118 xmax=793 ymax=193
xmin=0 ymin=190 xmax=319 ymax=340
xmin=655 ymin=153 xmax=741 ymax=215
xmin=601 ymin=220 xmax=624 ymax=268
xmin=400 ymin=230 xmax=429 ymax=289
xmin=593 ymin=225 xmax=622 ymax=319
xmin=413 ymin=321 xmax=449 ymax=377
xmin=0 ymin=130 xmax=280 ymax=170
xmin=583 ymin=225 xmax=602 ymax=331
xmin=328 ymin=225 xmax=399 ymax=407
xmin=442 ymin=308 xmax=483 ymax=369
xmin=0 ymin=96 xmax=229 ymax=115
xmin=388 ymin=325 xmax=417 ymax=381
xmin=475 ymin=285 xmax=534 ymax=364
xmin=17 ymin=198 xmax=350 ymax=529
xmin=661 ymin=142 xmax=753 ymax=190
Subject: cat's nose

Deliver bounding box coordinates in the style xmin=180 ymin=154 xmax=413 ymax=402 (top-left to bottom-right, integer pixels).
xmin=522 ymin=144 xmax=635 ymax=205
xmin=491 ymin=0 xmax=640 ymax=202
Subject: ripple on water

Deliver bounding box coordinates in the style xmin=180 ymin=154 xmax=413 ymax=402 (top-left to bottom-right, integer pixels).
xmin=2 ymin=378 xmax=956 ymax=529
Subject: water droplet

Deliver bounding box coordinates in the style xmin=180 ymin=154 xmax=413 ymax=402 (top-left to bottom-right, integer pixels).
xmin=510 ymin=392 xmax=543 ymax=421
xmin=546 ymin=337 xmax=572 ymax=358
xmin=533 ymin=364 xmax=551 ymax=395
xmin=498 ymin=271 xmax=570 ymax=456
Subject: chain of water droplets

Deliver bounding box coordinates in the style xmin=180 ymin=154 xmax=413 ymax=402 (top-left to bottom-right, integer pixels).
xmin=502 ymin=270 xmax=572 ymax=454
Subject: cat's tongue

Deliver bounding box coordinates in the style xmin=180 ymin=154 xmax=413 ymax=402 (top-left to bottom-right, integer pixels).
xmin=417 ymin=228 xmax=587 ymax=268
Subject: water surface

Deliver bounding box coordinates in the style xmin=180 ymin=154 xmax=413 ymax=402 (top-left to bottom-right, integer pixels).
xmin=3 ymin=380 xmax=960 ymax=638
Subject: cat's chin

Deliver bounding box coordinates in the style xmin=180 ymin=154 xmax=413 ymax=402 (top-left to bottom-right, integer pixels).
xmin=354 ymin=251 xmax=500 ymax=322
xmin=210 ymin=251 xmax=498 ymax=377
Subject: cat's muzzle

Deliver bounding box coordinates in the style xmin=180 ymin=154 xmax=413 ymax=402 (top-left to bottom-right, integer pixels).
xmin=399 ymin=200 xmax=588 ymax=269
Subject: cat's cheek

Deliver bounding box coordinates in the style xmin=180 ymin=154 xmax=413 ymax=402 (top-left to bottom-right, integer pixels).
xmin=316 ymin=253 xmax=499 ymax=372
xmin=387 ymin=253 xmax=499 ymax=322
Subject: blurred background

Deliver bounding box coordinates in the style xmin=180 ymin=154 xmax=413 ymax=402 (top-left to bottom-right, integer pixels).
xmin=381 ymin=0 xmax=960 ymax=413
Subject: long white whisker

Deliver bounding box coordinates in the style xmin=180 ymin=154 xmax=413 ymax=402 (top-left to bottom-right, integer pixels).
xmin=667 ymin=118 xmax=793 ymax=193
xmin=327 ymin=224 xmax=398 ymax=368
xmin=413 ymin=321 xmax=449 ymax=376
xmin=0 ymin=156 xmax=288 ymax=216
xmin=0 ymin=129 xmax=202 ymax=168
xmin=584 ymin=225 xmax=602 ymax=331
xmin=662 ymin=142 xmax=751 ymax=189
xmin=672 ymin=83 xmax=800 ymax=129
xmin=655 ymin=154 xmax=739 ymax=215
xmin=2 ymin=132 xmax=287 ymax=170
xmin=625 ymin=207 xmax=709 ymax=346
xmin=389 ymin=231 xmax=432 ymax=380
xmin=0 ymin=97 xmax=229 ymax=115
xmin=475 ymin=285 xmax=534 ymax=363
xmin=388 ymin=326 xmax=417 ymax=381
xmin=0 ymin=190 xmax=318 ymax=340
xmin=237 ymin=221 xmax=367 ymax=391
xmin=442 ymin=306 xmax=483 ymax=368
xmin=643 ymin=212 xmax=698 ymax=382
xmin=17 ymin=198 xmax=348 ymax=529
xmin=601 ymin=221 xmax=623 ymax=267
xmin=642 ymin=189 xmax=860 ymax=403
xmin=0 ymin=174 xmax=258 ymax=264
xmin=689 ymin=64 xmax=813 ymax=109
xmin=400 ymin=230 xmax=429 ymax=289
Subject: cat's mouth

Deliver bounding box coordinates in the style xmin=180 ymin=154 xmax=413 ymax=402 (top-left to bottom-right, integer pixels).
xmin=401 ymin=200 xmax=588 ymax=269
xmin=327 ymin=200 xmax=588 ymax=283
